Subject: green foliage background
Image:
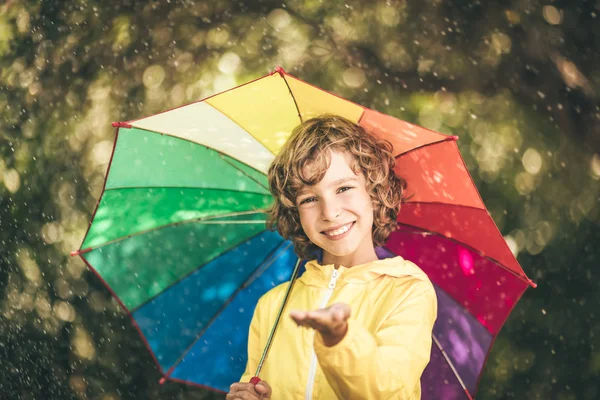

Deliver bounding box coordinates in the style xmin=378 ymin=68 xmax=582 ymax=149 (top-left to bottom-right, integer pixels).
xmin=0 ymin=0 xmax=599 ymax=399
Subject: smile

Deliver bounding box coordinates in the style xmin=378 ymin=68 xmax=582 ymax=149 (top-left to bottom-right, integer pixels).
xmin=322 ymin=222 xmax=354 ymax=238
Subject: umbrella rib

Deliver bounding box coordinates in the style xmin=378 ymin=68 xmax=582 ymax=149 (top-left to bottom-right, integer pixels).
xmin=394 ymin=137 xmax=455 ymax=158
xmin=103 ymin=185 xmax=269 ymax=197
xmin=161 ymin=240 xmax=295 ymax=380
xmin=75 ymin=210 xmax=268 ymax=255
xmin=75 ymin=128 xmax=122 ymax=257
xmin=279 ymin=73 xmax=303 ymax=123
xmin=431 ymin=334 xmax=474 ymax=400
xmin=129 ymin=228 xmax=270 ymax=314
xmin=202 ymin=104 xmax=277 ymax=156
xmin=217 ymin=153 xmax=270 ymax=192
xmin=284 ymin=71 xmax=367 ymax=111
xmin=402 ymin=201 xmax=484 ymax=211
xmin=395 ymin=223 xmax=535 ymax=287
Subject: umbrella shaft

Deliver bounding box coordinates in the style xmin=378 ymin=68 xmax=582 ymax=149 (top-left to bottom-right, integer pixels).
xmin=255 ymin=258 xmax=303 ymax=377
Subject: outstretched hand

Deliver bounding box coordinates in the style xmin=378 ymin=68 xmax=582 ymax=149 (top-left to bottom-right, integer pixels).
xmin=290 ymin=303 xmax=351 ymax=347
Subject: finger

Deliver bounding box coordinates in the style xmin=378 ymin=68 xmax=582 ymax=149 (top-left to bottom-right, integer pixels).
xmin=255 ymin=380 xmax=272 ymax=397
xmin=293 ymin=318 xmax=319 ymax=330
xmin=293 ymin=308 xmax=331 ymax=327
xmin=226 ymin=394 xmax=249 ymax=400
xmin=290 ymin=311 xmax=322 ymax=330
xmin=307 ymin=308 xmax=350 ymax=334
xmin=305 ymin=309 xmax=334 ymax=329
xmin=226 ymin=391 xmax=260 ymax=400
xmin=289 ymin=310 xmax=307 ymax=322
xmin=229 ymin=383 xmax=242 ymax=393
xmin=229 ymin=382 xmax=257 ymax=393
xmin=291 ymin=308 xmax=346 ymax=332
xmin=317 ymin=304 xmax=350 ymax=330
xmin=329 ymin=305 xmax=344 ymax=321
xmin=233 ymin=394 xmax=259 ymax=400
xmin=330 ymin=304 xmax=350 ymax=323
xmin=293 ymin=312 xmax=324 ymax=330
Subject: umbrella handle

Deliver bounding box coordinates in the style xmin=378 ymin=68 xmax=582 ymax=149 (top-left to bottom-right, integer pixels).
xmin=250 ymin=376 xmax=261 ymax=385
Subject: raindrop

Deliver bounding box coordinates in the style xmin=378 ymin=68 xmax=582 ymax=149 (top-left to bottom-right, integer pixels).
xmin=3 ymin=169 xmax=21 ymax=193
xmin=267 ymin=9 xmax=291 ymax=30
xmin=543 ymin=6 xmax=562 ymax=25
xmin=142 ymin=65 xmax=166 ymax=89
xmin=217 ymin=52 xmax=241 ymax=74
xmin=590 ymin=154 xmax=600 ymax=179
xmin=522 ymin=148 xmax=543 ymax=174
xmin=342 ymin=67 xmax=366 ymax=88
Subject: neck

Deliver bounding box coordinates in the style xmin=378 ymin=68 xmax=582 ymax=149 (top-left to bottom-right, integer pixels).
xmin=322 ymin=247 xmax=379 ymax=268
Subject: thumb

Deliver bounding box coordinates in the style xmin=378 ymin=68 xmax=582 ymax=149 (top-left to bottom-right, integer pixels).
xmin=331 ymin=303 xmax=351 ymax=320
xmin=255 ymin=381 xmax=272 ymax=397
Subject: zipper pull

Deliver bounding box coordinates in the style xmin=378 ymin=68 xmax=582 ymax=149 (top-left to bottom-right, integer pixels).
xmin=328 ymin=269 xmax=340 ymax=289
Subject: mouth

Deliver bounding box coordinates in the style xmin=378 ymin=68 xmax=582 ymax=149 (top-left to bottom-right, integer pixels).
xmin=321 ymin=222 xmax=355 ymax=239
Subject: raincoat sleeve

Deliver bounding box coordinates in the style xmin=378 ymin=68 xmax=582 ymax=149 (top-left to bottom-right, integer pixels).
xmin=313 ymin=280 xmax=437 ymax=400
xmin=240 ymin=296 xmax=263 ymax=383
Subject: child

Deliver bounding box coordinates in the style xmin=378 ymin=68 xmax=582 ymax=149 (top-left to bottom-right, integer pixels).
xmin=227 ymin=115 xmax=437 ymax=400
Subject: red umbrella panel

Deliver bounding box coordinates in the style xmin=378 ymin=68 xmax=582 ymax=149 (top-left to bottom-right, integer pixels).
xmin=362 ymin=110 xmax=536 ymax=399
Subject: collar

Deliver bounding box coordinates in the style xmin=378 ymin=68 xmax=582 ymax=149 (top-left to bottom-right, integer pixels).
xmin=297 ymin=256 xmax=429 ymax=287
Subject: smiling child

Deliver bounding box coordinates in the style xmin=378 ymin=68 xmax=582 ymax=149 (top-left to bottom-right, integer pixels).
xmin=227 ymin=115 xmax=437 ymax=400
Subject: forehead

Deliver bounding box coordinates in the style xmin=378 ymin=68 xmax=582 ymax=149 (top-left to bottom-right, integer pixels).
xmin=299 ymin=150 xmax=361 ymax=188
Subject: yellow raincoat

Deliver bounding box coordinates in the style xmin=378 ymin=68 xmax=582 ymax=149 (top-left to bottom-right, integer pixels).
xmin=240 ymin=256 xmax=438 ymax=399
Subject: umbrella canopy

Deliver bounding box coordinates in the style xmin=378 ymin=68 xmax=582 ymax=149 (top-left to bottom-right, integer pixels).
xmin=73 ymin=67 xmax=535 ymax=398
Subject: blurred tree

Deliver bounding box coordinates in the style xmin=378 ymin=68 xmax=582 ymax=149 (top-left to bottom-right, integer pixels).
xmin=0 ymin=0 xmax=598 ymax=399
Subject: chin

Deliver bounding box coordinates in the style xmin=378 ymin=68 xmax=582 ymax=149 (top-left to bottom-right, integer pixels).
xmin=320 ymin=244 xmax=358 ymax=257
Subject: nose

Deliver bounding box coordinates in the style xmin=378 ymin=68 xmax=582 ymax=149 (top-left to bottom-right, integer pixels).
xmin=320 ymin=197 xmax=341 ymax=221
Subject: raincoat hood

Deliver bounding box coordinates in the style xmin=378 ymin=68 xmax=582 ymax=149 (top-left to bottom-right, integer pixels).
xmin=299 ymin=257 xmax=431 ymax=287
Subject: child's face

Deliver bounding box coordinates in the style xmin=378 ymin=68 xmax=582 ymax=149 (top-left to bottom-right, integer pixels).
xmin=295 ymin=150 xmax=377 ymax=266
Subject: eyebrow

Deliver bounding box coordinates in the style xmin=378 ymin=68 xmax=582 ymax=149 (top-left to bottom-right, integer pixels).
xmin=296 ymin=177 xmax=358 ymax=197
xmin=328 ymin=177 xmax=359 ymax=187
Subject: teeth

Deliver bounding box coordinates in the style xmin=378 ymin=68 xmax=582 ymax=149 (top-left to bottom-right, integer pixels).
xmin=325 ymin=223 xmax=352 ymax=236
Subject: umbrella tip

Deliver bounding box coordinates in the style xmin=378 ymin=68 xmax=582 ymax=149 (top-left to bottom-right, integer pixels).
xmin=527 ymin=278 xmax=538 ymax=288
xmin=273 ymin=66 xmax=286 ymax=77
xmin=159 ymin=377 xmax=166 ymax=385
xmin=72 ymin=247 xmax=91 ymax=256
xmin=446 ymin=135 xmax=459 ymax=141
xmin=112 ymin=121 xmax=132 ymax=128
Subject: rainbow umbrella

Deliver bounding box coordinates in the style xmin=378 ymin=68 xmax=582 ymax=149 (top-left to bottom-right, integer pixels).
xmin=72 ymin=67 xmax=536 ymax=398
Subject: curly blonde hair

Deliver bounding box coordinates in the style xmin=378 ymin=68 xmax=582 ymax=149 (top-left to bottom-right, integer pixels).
xmin=266 ymin=114 xmax=406 ymax=260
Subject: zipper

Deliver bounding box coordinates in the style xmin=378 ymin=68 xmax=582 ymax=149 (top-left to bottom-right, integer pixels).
xmin=305 ymin=269 xmax=340 ymax=400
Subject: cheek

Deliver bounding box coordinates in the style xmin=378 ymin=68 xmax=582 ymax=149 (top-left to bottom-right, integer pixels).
xmin=361 ymin=195 xmax=376 ymax=223
xmin=359 ymin=192 xmax=375 ymax=210
xmin=297 ymin=209 xmax=313 ymax=233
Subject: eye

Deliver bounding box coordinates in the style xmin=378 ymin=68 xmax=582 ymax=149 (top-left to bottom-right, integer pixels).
xmin=338 ymin=186 xmax=354 ymax=193
xmin=299 ymin=197 xmax=317 ymax=205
